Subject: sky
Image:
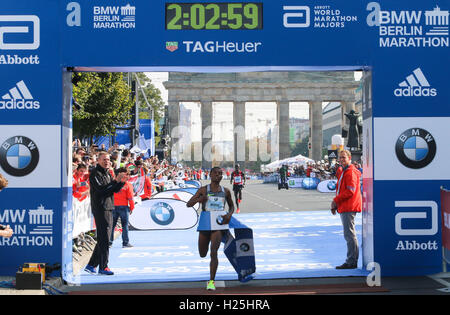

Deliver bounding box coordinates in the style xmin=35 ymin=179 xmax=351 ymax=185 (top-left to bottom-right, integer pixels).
xmin=145 ymin=71 xmax=362 ymax=142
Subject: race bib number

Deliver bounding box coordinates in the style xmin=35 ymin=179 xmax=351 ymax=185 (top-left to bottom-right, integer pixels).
xmin=234 ymin=176 xmax=242 ymax=184
xmin=206 ymin=196 xmax=225 ymax=211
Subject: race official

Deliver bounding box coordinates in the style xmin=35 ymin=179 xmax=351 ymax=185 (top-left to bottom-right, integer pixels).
xmin=331 ymin=150 xmax=362 ymax=269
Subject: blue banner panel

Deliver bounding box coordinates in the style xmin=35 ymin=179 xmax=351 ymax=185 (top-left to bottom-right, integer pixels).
xmin=0 ymin=1 xmax=62 ymax=125
xmin=62 ymin=0 xmax=372 ymax=68
xmin=0 ymin=188 xmax=62 ymax=275
xmin=373 ymin=180 xmax=450 ymax=276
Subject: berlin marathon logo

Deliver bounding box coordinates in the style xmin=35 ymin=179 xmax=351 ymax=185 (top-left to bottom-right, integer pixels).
xmin=395 ymin=128 xmax=436 ymax=169
xmin=93 ymin=4 xmax=136 ymax=29
xmin=0 ymin=81 xmax=40 ymax=110
xmin=367 ymin=3 xmax=449 ymax=48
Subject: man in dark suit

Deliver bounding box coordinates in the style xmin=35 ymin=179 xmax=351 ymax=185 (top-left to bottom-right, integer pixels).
xmin=84 ymin=152 xmax=128 ymax=275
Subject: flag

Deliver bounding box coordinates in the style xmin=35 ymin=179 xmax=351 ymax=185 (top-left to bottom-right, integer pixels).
xmin=222 ymin=217 xmax=256 ymax=282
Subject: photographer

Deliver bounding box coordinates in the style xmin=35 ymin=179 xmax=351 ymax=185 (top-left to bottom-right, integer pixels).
xmin=0 ymin=174 xmax=13 ymax=238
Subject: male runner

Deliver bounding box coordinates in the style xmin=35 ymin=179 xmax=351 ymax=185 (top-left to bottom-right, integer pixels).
xmin=187 ymin=167 xmax=234 ymax=291
xmin=230 ymin=164 xmax=246 ymax=213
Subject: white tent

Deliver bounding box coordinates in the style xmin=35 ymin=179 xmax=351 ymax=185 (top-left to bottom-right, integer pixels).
xmin=262 ymin=160 xmax=282 ymax=172
xmin=262 ymin=154 xmax=315 ymax=172
xmin=290 ymin=154 xmax=314 ymax=165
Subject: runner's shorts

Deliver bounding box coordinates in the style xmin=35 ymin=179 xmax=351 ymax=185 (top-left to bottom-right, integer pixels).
xmin=233 ymin=184 xmax=243 ymax=193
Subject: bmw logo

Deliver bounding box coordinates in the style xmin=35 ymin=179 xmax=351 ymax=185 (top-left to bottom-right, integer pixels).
xmin=240 ymin=243 xmax=250 ymax=252
xmin=150 ymin=202 xmax=175 ymax=226
xmin=395 ymin=128 xmax=436 ymax=169
xmin=327 ymin=180 xmax=337 ymax=190
xmin=0 ymin=136 xmax=39 ymax=177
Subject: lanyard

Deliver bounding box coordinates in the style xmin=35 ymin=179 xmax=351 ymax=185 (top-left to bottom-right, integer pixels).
xmin=336 ymin=166 xmax=349 ymax=195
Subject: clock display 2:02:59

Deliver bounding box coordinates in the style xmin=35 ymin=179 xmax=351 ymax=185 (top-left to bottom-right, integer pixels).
xmin=166 ymin=3 xmax=263 ymax=30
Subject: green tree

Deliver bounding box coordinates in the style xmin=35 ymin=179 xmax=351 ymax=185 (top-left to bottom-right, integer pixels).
xmin=72 ymin=72 xmax=134 ymax=142
xmin=290 ymin=136 xmax=309 ymax=157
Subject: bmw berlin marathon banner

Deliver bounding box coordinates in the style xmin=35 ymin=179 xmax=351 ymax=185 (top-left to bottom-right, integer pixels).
xmin=0 ymin=0 xmax=448 ymax=278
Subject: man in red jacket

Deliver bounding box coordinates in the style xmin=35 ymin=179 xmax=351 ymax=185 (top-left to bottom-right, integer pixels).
xmin=331 ymin=150 xmax=362 ymax=269
xmin=110 ymin=167 xmax=134 ymax=248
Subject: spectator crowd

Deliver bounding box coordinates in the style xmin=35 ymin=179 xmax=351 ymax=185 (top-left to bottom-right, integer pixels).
xmin=71 ymin=140 xmax=216 ymax=203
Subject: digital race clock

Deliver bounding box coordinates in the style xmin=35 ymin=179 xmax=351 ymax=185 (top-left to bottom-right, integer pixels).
xmin=165 ymin=3 xmax=263 ymax=30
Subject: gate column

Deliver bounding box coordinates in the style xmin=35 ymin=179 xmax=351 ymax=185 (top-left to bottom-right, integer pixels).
xmin=233 ymin=101 xmax=246 ymax=166
xmin=309 ymin=101 xmax=323 ymax=161
xmin=201 ymin=100 xmax=213 ymax=170
xmin=277 ymin=100 xmax=290 ymax=160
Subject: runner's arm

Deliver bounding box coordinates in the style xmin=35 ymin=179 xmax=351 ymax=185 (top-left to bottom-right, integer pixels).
xmin=223 ymin=188 xmax=234 ymax=224
xmin=186 ymin=187 xmax=207 ymax=208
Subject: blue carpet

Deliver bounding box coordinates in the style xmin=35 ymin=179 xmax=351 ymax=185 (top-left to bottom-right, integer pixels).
xmin=72 ymin=211 xmax=368 ymax=284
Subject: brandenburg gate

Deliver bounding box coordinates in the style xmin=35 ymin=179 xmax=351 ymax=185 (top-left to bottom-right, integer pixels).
xmin=164 ymin=71 xmax=359 ymax=168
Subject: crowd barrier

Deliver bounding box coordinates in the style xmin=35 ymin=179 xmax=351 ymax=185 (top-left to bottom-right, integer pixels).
xmin=72 ymin=197 xmax=95 ymax=238
xmin=263 ymin=175 xmax=337 ymax=192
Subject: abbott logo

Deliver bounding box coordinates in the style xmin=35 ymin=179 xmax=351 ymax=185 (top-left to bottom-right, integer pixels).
xmin=394 ymin=68 xmax=437 ymax=97
xmin=395 ymin=200 xmax=438 ymax=236
xmin=283 ymin=6 xmax=310 ymax=28
xmin=0 ymin=15 xmax=40 ymax=50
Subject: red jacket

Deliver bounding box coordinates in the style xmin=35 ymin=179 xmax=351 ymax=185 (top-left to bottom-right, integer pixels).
xmin=73 ymin=173 xmax=89 ymax=201
xmin=140 ymin=176 xmax=152 ymax=200
xmin=114 ymin=182 xmax=135 ymax=211
xmin=333 ymin=164 xmax=362 ymax=213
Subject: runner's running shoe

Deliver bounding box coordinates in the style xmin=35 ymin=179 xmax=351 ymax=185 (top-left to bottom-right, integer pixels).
xmin=206 ymin=280 xmax=216 ymax=291
xmin=236 ymin=208 xmax=240 ymax=214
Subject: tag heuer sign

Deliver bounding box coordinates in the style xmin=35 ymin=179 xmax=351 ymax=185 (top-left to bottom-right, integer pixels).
xmin=166 ymin=41 xmax=178 ymax=52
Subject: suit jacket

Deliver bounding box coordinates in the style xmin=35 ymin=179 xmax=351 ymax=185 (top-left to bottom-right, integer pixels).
xmin=89 ymin=165 xmax=124 ymax=212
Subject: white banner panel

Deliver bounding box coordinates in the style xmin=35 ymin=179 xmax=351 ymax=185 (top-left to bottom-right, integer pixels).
xmin=287 ymin=177 xmax=303 ymax=188
xmin=317 ymin=179 xmax=337 ymax=193
xmin=0 ymin=125 xmax=61 ymax=188
xmin=374 ymin=117 xmax=450 ymax=180
xmin=151 ymin=190 xmax=199 ymax=211
xmin=129 ymin=198 xmax=198 ymax=230
xmin=72 ymin=197 xmax=93 ymax=238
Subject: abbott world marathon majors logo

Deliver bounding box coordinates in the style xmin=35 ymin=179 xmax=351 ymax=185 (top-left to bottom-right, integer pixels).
xmin=0 ymin=81 xmax=40 ymax=110
xmin=0 ymin=205 xmax=53 ymax=247
xmin=282 ymin=5 xmax=358 ymax=28
xmin=366 ymin=3 xmax=449 ymax=48
xmin=394 ymin=68 xmax=437 ymax=97
xmin=0 ymin=15 xmax=40 ymax=65
xmin=0 ymin=135 xmax=39 ymax=177
xmin=395 ymin=128 xmax=436 ymax=169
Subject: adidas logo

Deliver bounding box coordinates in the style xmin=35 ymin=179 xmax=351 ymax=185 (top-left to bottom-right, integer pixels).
xmin=0 ymin=80 xmax=40 ymax=110
xmin=394 ymin=68 xmax=437 ymax=97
